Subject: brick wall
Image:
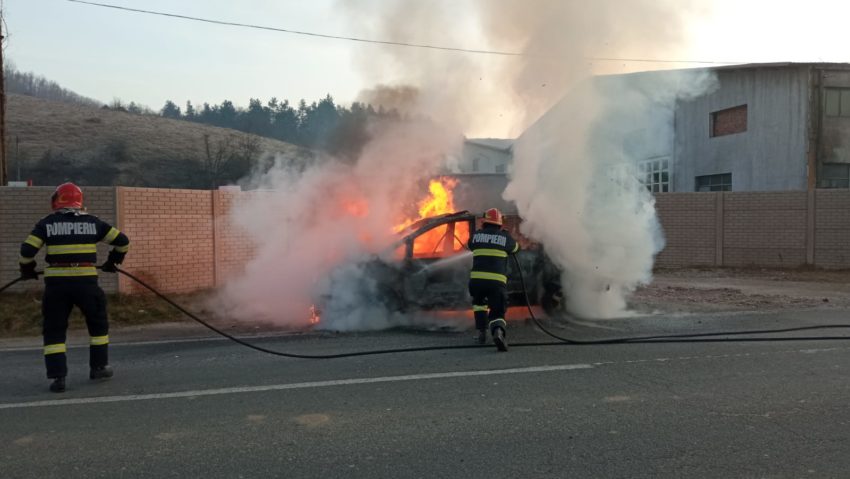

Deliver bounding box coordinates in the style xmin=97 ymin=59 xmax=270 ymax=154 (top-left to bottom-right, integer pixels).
xmin=655 ymin=193 xmax=717 ymax=267
xmin=711 ymin=105 xmax=748 ymax=137
xmin=213 ymin=190 xmax=262 ymax=285
xmin=722 ymin=192 xmax=808 ymax=267
xmin=814 ymin=190 xmax=850 ymax=267
xmin=654 ymin=190 xmax=850 ymax=269
xmin=5 ymin=187 xmax=850 ymax=297
xmin=116 ymin=187 xmax=215 ymax=294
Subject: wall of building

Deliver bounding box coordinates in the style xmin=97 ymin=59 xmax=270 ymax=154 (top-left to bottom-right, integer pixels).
xmin=453 ymin=141 xmax=511 ymax=174
xmin=818 ymin=68 xmax=850 ymax=166
xmin=675 ymin=66 xmax=811 ymax=192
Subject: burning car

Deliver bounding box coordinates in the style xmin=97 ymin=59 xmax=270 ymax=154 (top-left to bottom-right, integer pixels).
xmin=317 ymin=210 xmax=564 ymax=318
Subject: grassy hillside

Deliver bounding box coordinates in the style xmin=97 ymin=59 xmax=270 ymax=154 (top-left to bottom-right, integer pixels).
xmin=6 ymin=93 xmax=316 ymax=188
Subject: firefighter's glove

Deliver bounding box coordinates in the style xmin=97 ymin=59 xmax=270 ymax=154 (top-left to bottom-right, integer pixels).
xmin=101 ymin=250 xmax=125 ymax=273
xmin=19 ymin=261 xmax=38 ymax=280
xmin=100 ymin=261 xmax=117 ymax=273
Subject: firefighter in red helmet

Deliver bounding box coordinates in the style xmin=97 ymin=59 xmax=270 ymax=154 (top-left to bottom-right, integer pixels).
xmin=18 ymin=183 xmax=130 ymax=393
xmin=467 ymin=208 xmax=519 ymax=351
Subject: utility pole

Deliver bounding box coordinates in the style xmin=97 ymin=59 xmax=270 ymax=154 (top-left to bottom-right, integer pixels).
xmin=0 ymin=6 xmax=6 ymax=187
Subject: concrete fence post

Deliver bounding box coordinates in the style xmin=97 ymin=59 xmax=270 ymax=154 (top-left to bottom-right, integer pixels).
xmin=806 ymin=190 xmax=816 ymax=265
xmin=212 ymin=190 xmax=220 ymax=288
xmin=715 ymin=192 xmax=724 ymax=266
xmin=114 ymin=186 xmax=125 ymax=294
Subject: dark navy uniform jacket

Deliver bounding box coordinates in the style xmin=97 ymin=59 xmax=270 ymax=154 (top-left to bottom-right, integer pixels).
xmin=467 ymin=223 xmax=520 ymax=283
xmin=19 ymin=209 xmax=130 ymax=280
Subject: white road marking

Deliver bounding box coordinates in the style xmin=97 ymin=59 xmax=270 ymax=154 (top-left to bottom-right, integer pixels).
xmin=0 ymin=363 xmax=594 ymax=410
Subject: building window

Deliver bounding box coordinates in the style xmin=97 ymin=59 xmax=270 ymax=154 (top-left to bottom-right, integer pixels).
xmin=471 ymin=157 xmax=480 ymax=172
xmin=638 ymin=157 xmax=670 ymax=193
xmin=824 ymin=88 xmax=850 ymax=118
xmin=696 ymin=173 xmax=732 ymax=192
xmin=711 ymin=105 xmax=747 ymax=137
xmin=820 ymin=163 xmax=850 ymax=188
xmin=494 ymin=163 xmax=506 ymax=173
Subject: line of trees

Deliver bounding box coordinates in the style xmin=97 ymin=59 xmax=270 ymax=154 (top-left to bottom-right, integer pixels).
xmin=154 ymin=95 xmax=403 ymax=160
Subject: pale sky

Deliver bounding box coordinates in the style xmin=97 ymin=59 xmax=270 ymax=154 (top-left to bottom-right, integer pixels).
xmin=5 ymin=0 xmax=364 ymax=109
xmin=6 ymin=0 xmax=850 ymax=136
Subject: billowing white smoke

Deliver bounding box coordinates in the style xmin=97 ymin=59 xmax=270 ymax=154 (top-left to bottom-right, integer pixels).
xmin=505 ymin=70 xmax=717 ymax=318
xmin=218 ymin=0 xmax=719 ymax=327
xmin=216 ymin=119 xmax=463 ymax=330
xmin=338 ymin=0 xmax=715 ymax=319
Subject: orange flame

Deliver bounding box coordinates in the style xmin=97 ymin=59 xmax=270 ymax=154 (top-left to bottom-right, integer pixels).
xmin=394 ymin=177 xmax=469 ymax=257
xmin=309 ymin=304 xmax=321 ymax=325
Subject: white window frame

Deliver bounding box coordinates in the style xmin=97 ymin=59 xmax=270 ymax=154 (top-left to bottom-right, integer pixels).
xmin=637 ymin=156 xmax=671 ymax=193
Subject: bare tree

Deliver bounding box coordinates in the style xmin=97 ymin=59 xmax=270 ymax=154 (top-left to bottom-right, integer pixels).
xmin=201 ymin=133 xmax=261 ymax=188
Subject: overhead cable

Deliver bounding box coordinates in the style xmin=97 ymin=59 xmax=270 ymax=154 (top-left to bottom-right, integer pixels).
xmin=67 ymin=0 xmax=742 ymax=64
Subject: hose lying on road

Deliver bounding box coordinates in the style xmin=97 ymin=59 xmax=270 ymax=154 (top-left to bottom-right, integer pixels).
xmin=511 ymin=255 xmax=850 ymax=345
xmin=2 ymin=265 xmax=850 ymax=360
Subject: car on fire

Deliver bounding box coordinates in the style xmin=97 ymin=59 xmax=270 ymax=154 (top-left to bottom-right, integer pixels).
xmin=323 ymin=211 xmax=564 ymax=315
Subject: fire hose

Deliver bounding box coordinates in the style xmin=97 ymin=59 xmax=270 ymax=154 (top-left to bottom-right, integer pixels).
xmin=2 ymin=263 xmax=850 ymax=360
xmin=510 ymin=255 xmax=850 ymax=345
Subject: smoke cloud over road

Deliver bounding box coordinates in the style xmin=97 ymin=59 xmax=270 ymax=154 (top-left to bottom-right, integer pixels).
xmin=220 ymin=1 xmax=720 ymax=325
xmin=339 ymin=0 xmax=715 ymax=318
xmin=216 ymin=119 xmax=463 ymax=330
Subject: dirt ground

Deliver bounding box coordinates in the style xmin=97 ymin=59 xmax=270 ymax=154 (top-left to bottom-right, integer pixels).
xmin=632 ymin=267 xmax=850 ymax=314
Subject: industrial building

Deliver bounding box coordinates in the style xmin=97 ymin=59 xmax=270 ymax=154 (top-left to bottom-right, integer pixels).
xmin=461 ymin=63 xmax=850 ymax=194
xmin=675 ymin=62 xmax=850 ymax=192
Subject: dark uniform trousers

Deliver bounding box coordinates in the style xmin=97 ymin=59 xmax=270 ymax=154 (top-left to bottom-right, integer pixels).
xmin=468 ymin=278 xmax=507 ymax=333
xmin=43 ymin=278 xmax=109 ymax=378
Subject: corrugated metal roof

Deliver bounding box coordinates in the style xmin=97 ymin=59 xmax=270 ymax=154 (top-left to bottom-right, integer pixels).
xmin=465 ymin=138 xmax=514 ymax=151
xmin=710 ymin=62 xmax=850 ymax=71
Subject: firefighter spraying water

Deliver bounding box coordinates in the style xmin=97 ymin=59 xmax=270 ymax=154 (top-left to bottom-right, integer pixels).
xmin=17 ymin=183 xmax=130 ymax=393
xmin=467 ymin=208 xmax=520 ymax=351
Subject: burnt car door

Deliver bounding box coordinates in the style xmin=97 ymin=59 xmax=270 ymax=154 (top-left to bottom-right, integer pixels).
xmin=400 ymin=217 xmax=475 ymax=309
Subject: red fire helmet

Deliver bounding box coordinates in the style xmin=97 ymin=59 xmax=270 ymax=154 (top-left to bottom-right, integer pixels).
xmin=52 ymin=183 xmax=84 ymax=210
xmin=483 ymin=207 xmax=503 ymax=226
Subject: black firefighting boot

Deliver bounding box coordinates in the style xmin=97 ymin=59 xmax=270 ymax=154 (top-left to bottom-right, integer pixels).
xmin=49 ymin=377 xmax=66 ymax=393
xmin=492 ymin=327 xmax=508 ymax=352
xmin=90 ymin=365 xmax=113 ymax=380
xmin=474 ymin=329 xmax=487 ymax=345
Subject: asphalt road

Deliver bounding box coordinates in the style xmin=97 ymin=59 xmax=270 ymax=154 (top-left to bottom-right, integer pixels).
xmin=2 ymin=310 xmax=849 ymax=478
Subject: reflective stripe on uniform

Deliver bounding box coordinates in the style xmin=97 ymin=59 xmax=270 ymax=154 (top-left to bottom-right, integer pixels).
xmin=44 ymin=343 xmax=67 ymax=355
xmin=472 ymin=305 xmax=489 ymax=312
xmin=44 ymin=266 xmax=98 ymax=277
xmin=19 ymin=255 xmax=35 ymax=264
xmin=25 ymin=235 xmax=44 ymax=249
xmin=90 ymin=335 xmax=109 ymax=346
xmin=46 ymin=244 xmax=97 ymax=255
xmin=113 ymin=244 xmax=130 ymax=253
xmin=470 ymin=271 xmax=507 ymax=283
xmin=512 ymin=243 xmax=519 ymax=254
xmin=473 ymin=248 xmax=508 ymax=258
xmin=488 ymin=318 xmax=507 ymax=328
xmin=102 ymin=227 xmax=121 ymax=243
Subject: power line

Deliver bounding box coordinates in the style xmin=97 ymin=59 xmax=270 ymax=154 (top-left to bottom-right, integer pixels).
xmin=66 ymin=0 xmax=742 ymax=65
xmin=68 ymin=0 xmax=524 ymax=57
